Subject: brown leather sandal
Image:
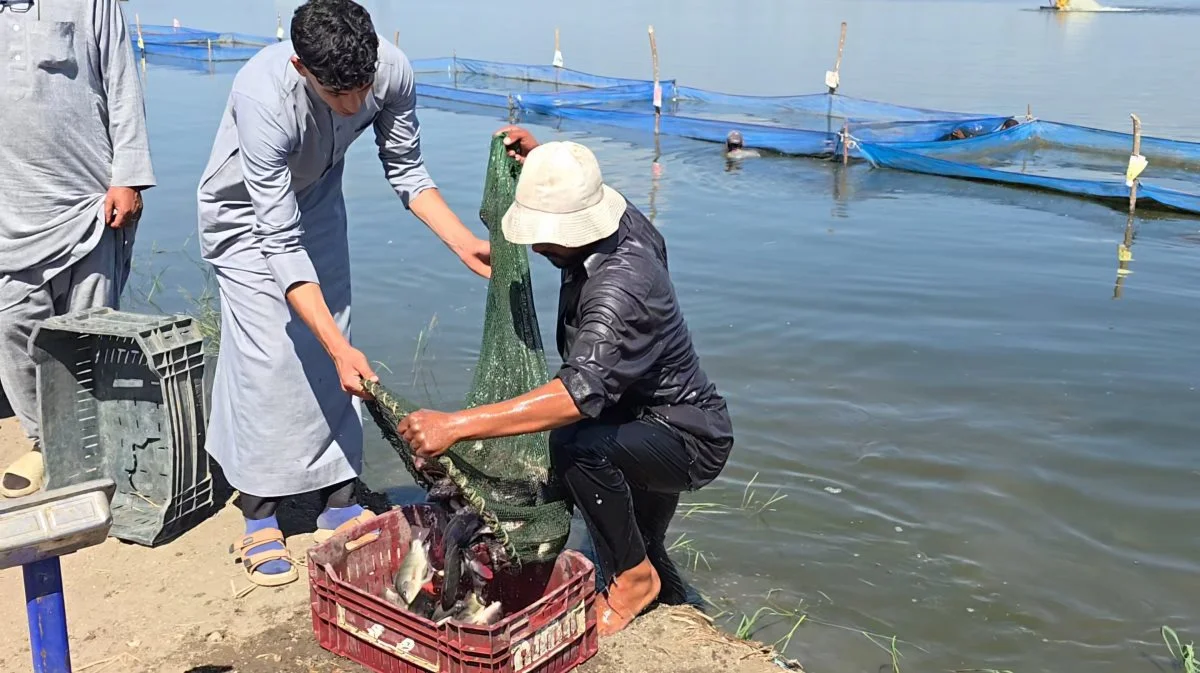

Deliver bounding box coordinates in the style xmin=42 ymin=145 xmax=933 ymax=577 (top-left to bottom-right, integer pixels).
xmin=230 ymin=528 xmax=299 ymax=587
xmin=311 ymin=510 xmax=380 ymax=549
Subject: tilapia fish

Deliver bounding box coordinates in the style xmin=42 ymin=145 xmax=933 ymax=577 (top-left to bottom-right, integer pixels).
xmin=393 ymin=528 xmax=436 ymax=605
xmin=431 ymin=591 xmax=503 ymax=626
xmin=458 ymin=591 xmax=503 ymax=626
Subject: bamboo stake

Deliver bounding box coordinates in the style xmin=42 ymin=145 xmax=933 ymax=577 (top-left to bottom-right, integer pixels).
xmin=134 ymin=13 xmax=144 ymax=52
xmin=1114 ymin=114 xmax=1144 ymax=299
xmin=276 ymin=14 xmax=285 ymax=41
xmin=207 ymin=38 xmax=213 ymax=63
xmin=841 ymin=120 xmax=850 ymax=164
xmin=554 ymin=27 xmax=561 ymax=90
xmin=394 ymin=30 xmax=400 ymax=46
xmin=649 ymin=25 xmax=661 ymax=136
xmin=1026 ymin=103 xmax=1032 ymax=121
xmin=828 ymin=22 xmax=847 ymax=94
xmin=1128 ymin=114 xmax=1143 ymax=214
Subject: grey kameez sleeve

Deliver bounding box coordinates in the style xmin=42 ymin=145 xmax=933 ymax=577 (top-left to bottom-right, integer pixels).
xmin=374 ymin=56 xmax=436 ymax=208
xmin=232 ymin=92 xmax=319 ymax=294
xmin=555 ymin=283 xmax=667 ymax=418
xmin=93 ymin=0 xmax=155 ymax=189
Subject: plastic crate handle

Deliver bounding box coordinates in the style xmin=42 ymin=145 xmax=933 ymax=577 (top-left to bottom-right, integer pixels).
xmin=335 ymin=603 xmax=440 ymax=672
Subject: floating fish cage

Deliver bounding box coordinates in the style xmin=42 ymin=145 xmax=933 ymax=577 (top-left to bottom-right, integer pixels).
xmin=129 ymin=24 xmax=275 ymax=62
xmin=131 ymin=21 xmax=1200 ymax=216
xmin=309 ymin=505 xmax=598 ymax=673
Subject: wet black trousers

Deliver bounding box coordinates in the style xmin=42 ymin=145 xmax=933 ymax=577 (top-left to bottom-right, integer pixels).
xmin=551 ymin=414 xmax=711 ymax=606
xmin=238 ymin=478 xmax=357 ymax=521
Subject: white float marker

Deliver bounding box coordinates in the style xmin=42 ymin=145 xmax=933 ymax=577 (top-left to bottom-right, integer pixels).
xmin=552 ymin=27 xmax=564 ymax=68
xmin=552 ymin=27 xmax=564 ymax=90
xmin=1125 ymin=114 xmax=1147 ymax=191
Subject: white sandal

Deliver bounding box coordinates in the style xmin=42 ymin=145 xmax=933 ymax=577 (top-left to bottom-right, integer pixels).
xmin=1 ymin=451 xmax=44 ymax=498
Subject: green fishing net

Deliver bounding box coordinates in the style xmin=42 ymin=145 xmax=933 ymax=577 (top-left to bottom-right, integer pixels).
xmin=364 ymin=135 xmax=572 ymax=566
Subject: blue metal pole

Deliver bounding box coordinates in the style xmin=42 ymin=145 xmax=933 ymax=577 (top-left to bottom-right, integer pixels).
xmin=24 ymin=556 xmax=71 ymax=673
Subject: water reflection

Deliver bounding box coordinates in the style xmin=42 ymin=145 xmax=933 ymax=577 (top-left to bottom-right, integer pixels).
xmin=1113 ymin=213 xmax=1137 ymax=298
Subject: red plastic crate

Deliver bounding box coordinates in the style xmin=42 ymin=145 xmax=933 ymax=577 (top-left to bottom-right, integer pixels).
xmin=309 ymin=505 xmax=599 ymax=673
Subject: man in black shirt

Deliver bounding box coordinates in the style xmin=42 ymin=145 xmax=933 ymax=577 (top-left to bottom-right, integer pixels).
xmin=399 ymin=126 xmax=733 ymax=636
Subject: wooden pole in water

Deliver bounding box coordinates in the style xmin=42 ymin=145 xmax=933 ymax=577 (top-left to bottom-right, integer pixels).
xmin=554 ymin=27 xmax=561 ymax=90
xmin=134 ymin=13 xmax=144 ymax=53
xmin=842 ymin=120 xmax=850 ymax=164
xmin=1114 ymin=113 xmax=1144 ymax=298
xmin=394 ymin=30 xmax=400 ymax=46
xmin=1026 ymin=103 xmax=1032 ymax=121
xmin=207 ymin=38 xmax=213 ymax=63
xmin=649 ymin=25 xmax=661 ymax=136
xmin=829 ymin=21 xmax=847 ymax=95
xmin=1128 ymin=114 xmax=1142 ymax=214
xmin=276 ymin=14 xmax=285 ymax=42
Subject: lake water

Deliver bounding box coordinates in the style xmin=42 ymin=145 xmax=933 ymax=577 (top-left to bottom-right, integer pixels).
xmin=118 ymin=0 xmax=1200 ymax=671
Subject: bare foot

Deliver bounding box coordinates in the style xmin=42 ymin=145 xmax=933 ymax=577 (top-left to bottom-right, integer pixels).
xmin=597 ymin=559 xmax=661 ymax=637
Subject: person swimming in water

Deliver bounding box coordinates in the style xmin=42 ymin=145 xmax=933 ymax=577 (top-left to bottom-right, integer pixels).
xmin=724 ymin=131 xmax=762 ymax=172
xmin=725 ymin=131 xmax=762 ymax=160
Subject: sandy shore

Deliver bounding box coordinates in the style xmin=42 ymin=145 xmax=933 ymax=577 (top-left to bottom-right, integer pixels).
xmin=0 ymin=417 xmax=800 ymax=673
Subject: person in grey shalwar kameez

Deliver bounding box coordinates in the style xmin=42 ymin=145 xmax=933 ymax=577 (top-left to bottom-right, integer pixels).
xmin=0 ymin=0 xmax=155 ymax=498
xmin=198 ymin=0 xmax=491 ymax=586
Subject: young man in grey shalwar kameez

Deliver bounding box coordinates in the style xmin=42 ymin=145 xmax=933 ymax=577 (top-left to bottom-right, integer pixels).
xmin=197 ymin=0 xmax=492 ymax=586
xmin=0 ymin=0 xmax=155 ymax=498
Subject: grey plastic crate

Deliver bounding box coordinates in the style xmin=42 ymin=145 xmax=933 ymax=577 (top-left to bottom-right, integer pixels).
xmin=32 ymin=307 xmax=218 ymax=547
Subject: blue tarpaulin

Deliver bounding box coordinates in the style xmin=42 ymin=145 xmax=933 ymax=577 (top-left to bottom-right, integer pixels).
xmin=856 ymin=121 xmax=1200 ymax=215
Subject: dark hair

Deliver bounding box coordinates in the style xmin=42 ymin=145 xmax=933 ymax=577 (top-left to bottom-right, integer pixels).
xmin=291 ymin=0 xmax=378 ymax=92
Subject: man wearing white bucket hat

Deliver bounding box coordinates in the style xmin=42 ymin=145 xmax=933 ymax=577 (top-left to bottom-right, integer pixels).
xmin=399 ymin=127 xmax=735 ymax=636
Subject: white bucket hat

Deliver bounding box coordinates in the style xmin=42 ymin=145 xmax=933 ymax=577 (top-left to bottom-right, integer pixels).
xmin=501 ymin=141 xmax=627 ymax=248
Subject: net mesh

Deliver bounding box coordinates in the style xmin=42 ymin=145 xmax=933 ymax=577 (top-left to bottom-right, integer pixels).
xmin=127 ymin=24 xmax=275 ymax=63
xmin=364 ymin=135 xmax=572 ymax=566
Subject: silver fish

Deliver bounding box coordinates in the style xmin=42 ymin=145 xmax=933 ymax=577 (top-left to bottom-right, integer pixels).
xmin=382 ymin=586 xmax=406 ymax=606
xmin=394 ymin=530 xmax=435 ymax=605
xmin=458 ymin=592 xmax=503 ymax=626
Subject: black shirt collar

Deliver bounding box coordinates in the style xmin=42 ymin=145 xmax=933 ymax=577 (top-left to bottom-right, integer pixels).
xmin=572 ymin=218 xmax=624 ymax=280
